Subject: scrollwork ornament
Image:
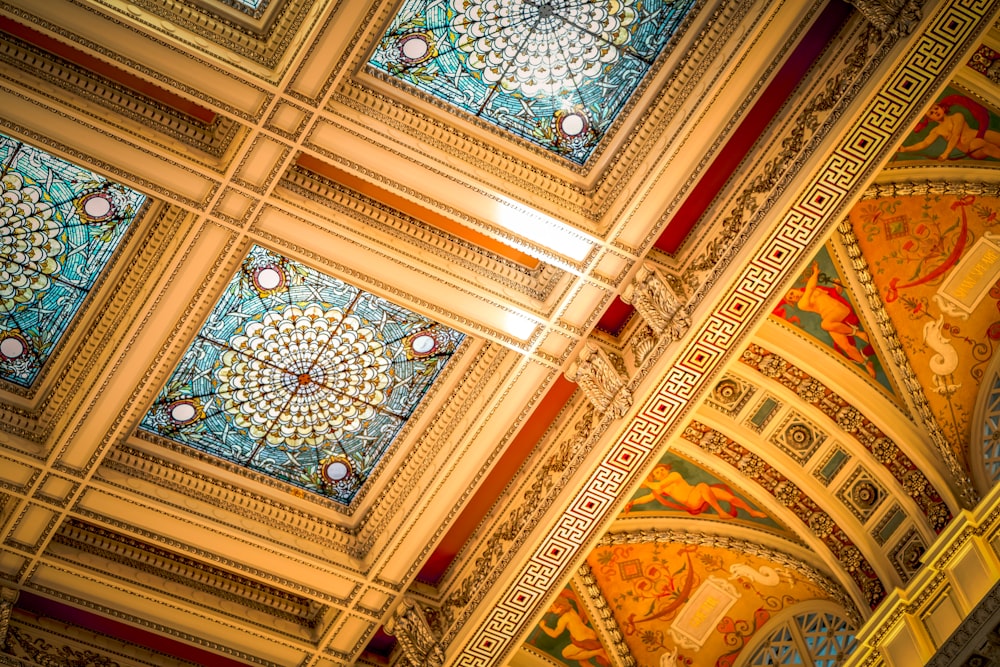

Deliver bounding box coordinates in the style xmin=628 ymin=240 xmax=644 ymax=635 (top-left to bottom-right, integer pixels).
xmin=597 ymin=528 xmax=861 ymax=627
xmin=845 ymin=0 xmax=922 ymax=38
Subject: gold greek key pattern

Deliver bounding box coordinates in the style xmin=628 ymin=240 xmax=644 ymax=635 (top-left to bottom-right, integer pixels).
xmin=452 ymin=1 xmax=993 ymax=663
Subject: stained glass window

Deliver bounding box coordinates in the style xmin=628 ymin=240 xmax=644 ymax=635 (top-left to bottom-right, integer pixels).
xmin=0 ymin=133 xmax=146 ymax=388
xmin=140 ymin=245 xmax=465 ymax=503
xmin=981 ymin=373 xmax=1000 ymax=484
xmin=368 ymin=0 xmax=698 ymax=164
xmin=746 ymin=611 xmax=856 ymax=667
xmin=216 ymin=0 xmax=268 ymax=15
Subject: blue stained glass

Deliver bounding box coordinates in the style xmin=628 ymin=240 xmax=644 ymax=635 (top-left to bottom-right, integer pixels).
xmin=0 ymin=133 xmax=146 ymax=388
xmin=217 ymin=0 xmax=267 ymax=12
xmin=140 ymin=245 xmax=465 ymax=503
xmin=368 ymin=0 xmax=698 ymax=164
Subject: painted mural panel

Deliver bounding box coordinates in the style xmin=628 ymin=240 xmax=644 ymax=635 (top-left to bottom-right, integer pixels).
xmin=771 ymin=245 xmax=894 ymax=394
xmin=622 ymin=452 xmax=781 ymax=532
xmin=893 ymin=85 xmax=1000 ymax=163
xmin=525 ymin=583 xmax=612 ymax=667
xmin=848 ymin=192 xmax=1000 ymax=471
xmin=586 ymin=542 xmax=838 ymax=667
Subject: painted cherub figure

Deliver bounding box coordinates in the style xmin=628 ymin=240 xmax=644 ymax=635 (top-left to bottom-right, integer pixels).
xmin=538 ymin=595 xmax=611 ymax=667
xmin=784 ymin=261 xmax=877 ymax=378
xmin=625 ymin=463 xmax=767 ymax=520
xmin=897 ymin=96 xmax=1000 ymax=160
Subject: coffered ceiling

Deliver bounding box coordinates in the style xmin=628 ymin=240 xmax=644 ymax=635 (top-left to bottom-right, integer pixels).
xmin=1 ymin=0 xmax=1000 ymax=666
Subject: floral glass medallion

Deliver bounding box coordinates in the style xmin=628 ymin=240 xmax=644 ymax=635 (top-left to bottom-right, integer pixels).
xmin=0 ymin=133 xmax=146 ymax=388
xmin=368 ymin=0 xmax=698 ymax=164
xmin=140 ymin=246 xmax=465 ymax=503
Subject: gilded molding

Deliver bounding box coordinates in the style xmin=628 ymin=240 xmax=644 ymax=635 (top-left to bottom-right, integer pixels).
xmin=0 ymin=35 xmax=241 ymax=162
xmin=438 ymin=401 xmax=595 ymax=639
xmin=740 ymin=344 xmax=954 ymax=532
xmin=355 ymin=344 xmax=510 ymax=557
xmin=0 ymin=109 xmax=218 ymax=209
xmin=251 ymin=216 xmax=544 ymax=350
xmin=105 ymin=0 xmax=316 ymax=69
xmin=279 ymin=165 xmax=561 ymax=302
xmin=102 ymin=445 xmax=359 ymax=550
xmin=575 ymin=563 xmax=636 ymax=667
xmin=25 ymin=580 xmax=280 ymax=666
xmin=50 ymin=519 xmax=328 ymax=636
xmin=3 ymin=3 xmax=271 ymax=120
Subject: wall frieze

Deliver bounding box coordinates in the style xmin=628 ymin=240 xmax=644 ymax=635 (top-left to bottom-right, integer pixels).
xmin=49 ymin=518 xmax=329 ymax=637
xmin=2 ymin=3 xmax=270 ymax=121
xmin=437 ymin=401 xmax=596 ymax=638
xmin=279 ymin=166 xmax=561 ymax=302
xmin=0 ymin=35 xmax=241 ymax=161
xmin=677 ymin=17 xmax=879 ymax=275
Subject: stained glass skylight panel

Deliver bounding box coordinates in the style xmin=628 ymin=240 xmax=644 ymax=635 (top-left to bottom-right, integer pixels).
xmin=369 ymin=0 xmax=698 ymax=164
xmin=140 ymin=245 xmax=464 ymax=504
xmin=216 ymin=0 xmax=269 ymax=16
xmin=0 ymin=133 xmax=146 ymax=388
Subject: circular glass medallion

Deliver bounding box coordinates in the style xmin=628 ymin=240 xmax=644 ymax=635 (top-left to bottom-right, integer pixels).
xmin=560 ymin=112 xmax=587 ymax=137
xmin=253 ymin=266 xmax=284 ymax=291
xmin=398 ymin=33 xmax=431 ymax=64
xmin=81 ymin=193 xmax=114 ymax=220
xmin=0 ymin=335 xmax=26 ymax=359
xmin=411 ymin=333 xmax=436 ymax=355
xmin=168 ymin=400 xmax=198 ymax=424
xmin=322 ymin=458 xmax=351 ymax=483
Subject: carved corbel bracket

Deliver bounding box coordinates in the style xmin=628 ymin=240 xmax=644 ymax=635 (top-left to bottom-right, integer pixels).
xmin=621 ymin=263 xmax=691 ymax=343
xmin=566 ymin=344 xmax=632 ymax=419
xmin=845 ymin=0 xmax=921 ymax=37
xmin=0 ymin=587 xmax=17 ymax=650
xmin=384 ymin=597 xmax=445 ymax=667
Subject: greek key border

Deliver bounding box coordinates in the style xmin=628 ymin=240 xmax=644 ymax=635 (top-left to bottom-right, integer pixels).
xmin=451 ymin=1 xmax=997 ymax=664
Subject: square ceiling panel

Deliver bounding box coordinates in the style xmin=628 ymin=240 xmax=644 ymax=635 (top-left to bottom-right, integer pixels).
xmin=0 ymin=132 xmax=146 ymax=388
xmin=140 ymin=245 xmax=465 ymax=504
xmin=368 ymin=0 xmax=698 ymax=164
